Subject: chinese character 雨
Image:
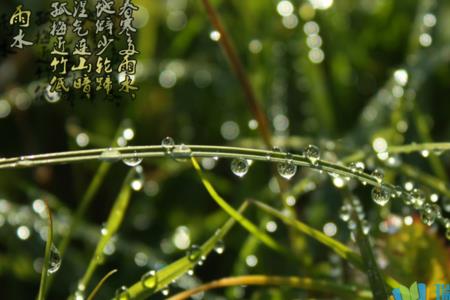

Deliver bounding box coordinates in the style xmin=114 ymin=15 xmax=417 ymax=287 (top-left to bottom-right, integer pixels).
xmin=9 ymin=5 xmax=32 ymax=27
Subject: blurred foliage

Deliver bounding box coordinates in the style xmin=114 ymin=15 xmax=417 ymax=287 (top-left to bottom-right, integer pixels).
xmin=0 ymin=0 xmax=449 ymax=299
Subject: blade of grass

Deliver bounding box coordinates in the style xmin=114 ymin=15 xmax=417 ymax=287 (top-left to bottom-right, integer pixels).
xmin=168 ymin=275 xmax=373 ymax=300
xmin=37 ymin=199 xmax=54 ymax=300
xmin=200 ymin=0 xmax=272 ymax=147
xmin=250 ymin=200 xmax=401 ymax=289
xmin=86 ymin=269 xmax=118 ymax=300
xmin=126 ymin=201 xmax=249 ymax=300
xmin=76 ymin=169 xmax=134 ymax=295
xmin=191 ymin=157 xmax=288 ymax=255
xmin=344 ymin=192 xmax=389 ymax=300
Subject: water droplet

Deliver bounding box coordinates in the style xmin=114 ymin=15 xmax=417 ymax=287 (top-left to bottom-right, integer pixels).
xmin=214 ymin=240 xmax=225 ymax=254
xmin=101 ymin=225 xmax=108 ymax=236
xmin=361 ymin=220 xmax=370 ymax=235
xmin=339 ymin=204 xmax=351 ymax=222
xmin=349 ymin=161 xmax=365 ymax=173
xmin=305 ymin=145 xmax=320 ymax=165
xmin=420 ymin=203 xmax=437 ymax=226
xmin=161 ymin=137 xmax=175 ymax=151
xmin=141 ymin=270 xmax=158 ymax=291
xmin=171 ymin=144 xmax=192 ymax=162
xmin=371 ymin=169 xmax=384 ymax=184
xmin=443 ymin=197 xmax=450 ymax=212
xmin=161 ymin=287 xmax=170 ymax=296
xmin=446 ymin=227 xmax=450 ymax=240
xmin=230 ymin=158 xmax=249 ymax=177
xmin=47 ymin=244 xmax=61 ymax=274
xmin=123 ymin=152 xmax=143 ymax=167
xmin=115 ymin=286 xmax=130 ymax=300
xmin=277 ymin=160 xmax=297 ymax=180
xmin=74 ymin=290 xmax=85 ymax=300
xmin=44 ymin=85 xmax=61 ymax=103
xmin=187 ymin=269 xmax=194 ymax=276
xmin=130 ymin=169 xmax=145 ymax=191
xmin=371 ymin=186 xmax=390 ymax=206
xmin=99 ymin=148 xmax=122 ymax=162
xmin=411 ymin=188 xmax=425 ymax=209
xmin=186 ymin=244 xmax=201 ymax=262
xmin=347 ymin=220 xmax=357 ymax=231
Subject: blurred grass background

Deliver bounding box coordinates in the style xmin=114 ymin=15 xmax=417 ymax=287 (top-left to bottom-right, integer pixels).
xmin=0 ymin=0 xmax=450 ymax=299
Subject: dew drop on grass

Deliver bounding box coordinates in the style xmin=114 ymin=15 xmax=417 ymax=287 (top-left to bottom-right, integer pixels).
xmin=371 ymin=168 xmax=384 ymax=184
xmin=339 ymin=205 xmax=351 ymax=222
xmin=230 ymin=158 xmax=249 ymax=177
xmin=411 ymin=188 xmax=425 ymax=209
xmin=130 ymin=170 xmax=145 ymax=191
xmin=140 ymin=270 xmax=158 ymax=291
xmin=361 ymin=220 xmax=370 ymax=235
xmin=74 ymin=290 xmax=84 ymax=300
xmin=186 ymin=244 xmax=201 ymax=262
xmin=99 ymin=148 xmax=122 ymax=162
xmin=161 ymin=136 xmax=175 ymax=150
xmin=277 ymin=160 xmax=297 ymax=180
xmin=371 ymin=186 xmax=390 ymax=206
xmin=347 ymin=220 xmax=357 ymax=231
xmin=349 ymin=161 xmax=365 ymax=173
xmin=161 ymin=287 xmax=170 ymax=296
xmin=115 ymin=286 xmax=130 ymax=300
xmin=47 ymin=244 xmax=61 ymax=274
xmin=420 ymin=204 xmax=439 ymax=226
xmin=123 ymin=152 xmax=143 ymax=167
xmin=171 ymin=144 xmax=192 ymax=162
xmin=443 ymin=197 xmax=450 ymax=212
xmin=305 ymin=144 xmax=320 ymax=165
xmin=187 ymin=269 xmax=194 ymax=276
xmin=214 ymin=240 xmax=225 ymax=254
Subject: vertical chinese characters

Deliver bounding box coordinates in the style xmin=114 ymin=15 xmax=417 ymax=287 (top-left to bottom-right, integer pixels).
xmin=118 ymin=0 xmax=139 ymax=98
xmin=49 ymin=1 xmax=72 ymax=93
xmin=95 ymin=0 xmax=115 ymax=96
xmin=9 ymin=5 xmax=34 ymax=49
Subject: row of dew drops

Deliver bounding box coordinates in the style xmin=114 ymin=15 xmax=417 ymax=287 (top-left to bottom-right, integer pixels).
xmin=71 ymin=136 xmax=450 ymax=299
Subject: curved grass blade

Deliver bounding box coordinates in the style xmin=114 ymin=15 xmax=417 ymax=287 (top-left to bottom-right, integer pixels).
xmin=191 ymin=157 xmax=288 ymax=255
xmin=168 ymin=275 xmax=372 ymax=300
xmin=86 ymin=269 xmax=118 ymax=300
xmin=126 ymin=201 xmax=250 ymax=300
xmin=251 ymin=200 xmax=401 ymax=289
xmin=76 ymin=169 xmax=134 ymax=296
xmin=37 ymin=199 xmax=54 ymax=300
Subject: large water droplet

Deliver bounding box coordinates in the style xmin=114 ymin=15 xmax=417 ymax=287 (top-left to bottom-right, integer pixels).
xmin=230 ymin=158 xmax=249 ymax=177
xmin=123 ymin=152 xmax=143 ymax=167
xmin=186 ymin=245 xmax=201 ymax=262
xmin=141 ymin=270 xmax=158 ymax=291
xmin=305 ymin=145 xmax=320 ymax=165
xmin=277 ymin=160 xmax=297 ymax=180
xmin=371 ymin=187 xmax=390 ymax=206
xmin=99 ymin=148 xmax=122 ymax=162
xmin=171 ymin=144 xmax=192 ymax=162
xmin=214 ymin=240 xmax=225 ymax=254
xmin=161 ymin=137 xmax=175 ymax=151
xmin=371 ymin=169 xmax=384 ymax=184
xmin=115 ymin=286 xmax=130 ymax=300
xmin=47 ymin=244 xmax=61 ymax=274
xmin=411 ymin=188 xmax=425 ymax=209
